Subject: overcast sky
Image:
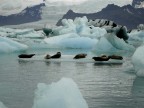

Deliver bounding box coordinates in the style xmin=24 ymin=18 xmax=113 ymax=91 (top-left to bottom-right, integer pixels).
xmin=0 ymin=0 xmax=133 ymax=15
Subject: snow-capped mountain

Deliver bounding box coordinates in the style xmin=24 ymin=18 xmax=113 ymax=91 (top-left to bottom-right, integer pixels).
xmin=0 ymin=0 xmax=44 ymax=16
xmin=132 ymin=0 xmax=144 ymax=8
xmin=57 ymin=4 xmax=144 ymax=29
xmin=0 ymin=3 xmax=45 ymax=26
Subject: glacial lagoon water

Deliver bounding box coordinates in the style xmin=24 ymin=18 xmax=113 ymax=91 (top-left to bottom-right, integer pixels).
xmin=0 ymin=49 xmax=144 ymax=108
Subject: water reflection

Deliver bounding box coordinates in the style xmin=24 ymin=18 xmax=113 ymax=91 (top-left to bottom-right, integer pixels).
xmin=132 ymin=77 xmax=144 ymax=108
xmin=44 ymin=61 xmax=51 ymax=66
xmin=44 ymin=61 xmax=61 ymax=67
xmin=18 ymin=59 xmax=34 ymax=65
xmin=93 ymin=63 xmax=123 ymax=67
xmin=1 ymin=50 xmax=143 ymax=108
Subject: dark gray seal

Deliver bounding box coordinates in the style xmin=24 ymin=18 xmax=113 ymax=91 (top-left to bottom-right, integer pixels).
xmin=109 ymin=55 xmax=123 ymax=60
xmin=73 ymin=53 xmax=87 ymax=59
xmin=92 ymin=55 xmax=110 ymax=61
xmin=18 ymin=54 xmax=35 ymax=58
xmin=50 ymin=52 xmax=61 ymax=59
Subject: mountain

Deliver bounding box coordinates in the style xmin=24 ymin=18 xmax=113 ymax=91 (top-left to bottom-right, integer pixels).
xmin=0 ymin=3 xmax=45 ymax=26
xmin=56 ymin=4 xmax=144 ymax=29
xmin=132 ymin=0 xmax=144 ymax=8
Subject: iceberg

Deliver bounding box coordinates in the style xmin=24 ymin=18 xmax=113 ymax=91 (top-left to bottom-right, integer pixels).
xmin=44 ymin=33 xmax=98 ymax=49
xmin=128 ymin=30 xmax=144 ymax=47
xmin=128 ymin=30 xmax=144 ymax=42
xmin=16 ymin=31 xmax=45 ymax=39
xmin=88 ymin=19 xmax=117 ymax=28
xmin=132 ymin=45 xmax=144 ymax=77
xmin=0 ymin=37 xmax=28 ymax=53
xmin=32 ymin=78 xmax=88 ymax=108
xmin=93 ymin=33 xmax=135 ymax=54
xmin=0 ymin=102 xmax=7 ymax=108
xmin=52 ymin=16 xmax=107 ymax=38
xmin=0 ymin=27 xmax=45 ymax=39
xmin=0 ymin=27 xmax=47 ymax=49
xmin=0 ymin=17 xmax=131 ymax=50
xmin=56 ymin=17 xmax=129 ymax=40
xmin=107 ymin=26 xmax=129 ymax=41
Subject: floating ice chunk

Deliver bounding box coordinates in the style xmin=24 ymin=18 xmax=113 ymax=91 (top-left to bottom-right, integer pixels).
xmin=0 ymin=27 xmax=14 ymax=33
xmin=59 ymin=37 xmax=98 ymax=49
xmin=52 ymin=26 xmax=64 ymax=36
xmin=93 ymin=33 xmax=135 ymax=53
xmin=58 ymin=19 xmax=77 ymax=35
xmin=93 ymin=35 xmax=117 ymax=52
xmin=88 ymin=19 xmax=117 ymax=28
xmin=55 ymin=17 xmax=107 ymax=38
xmin=32 ymin=78 xmax=88 ymax=108
xmin=0 ymin=27 xmax=33 ymax=34
xmin=44 ymin=33 xmax=98 ymax=49
xmin=0 ymin=27 xmax=45 ymax=39
xmin=0 ymin=101 xmax=7 ymax=108
xmin=106 ymin=33 xmax=134 ymax=51
xmin=16 ymin=31 xmax=45 ymax=39
xmin=106 ymin=26 xmax=129 ymax=41
xmin=132 ymin=45 xmax=144 ymax=77
xmin=137 ymin=24 xmax=144 ymax=30
xmin=0 ymin=37 xmax=28 ymax=53
xmin=0 ymin=31 xmax=9 ymax=37
xmin=89 ymin=26 xmax=107 ymax=39
xmin=129 ymin=31 xmax=144 ymax=42
xmin=44 ymin=33 xmax=79 ymax=44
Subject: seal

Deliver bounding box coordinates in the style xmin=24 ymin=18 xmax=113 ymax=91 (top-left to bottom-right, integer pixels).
xmin=44 ymin=54 xmax=51 ymax=59
xmin=18 ymin=54 xmax=35 ymax=58
xmin=73 ymin=53 xmax=87 ymax=59
xmin=92 ymin=55 xmax=110 ymax=61
xmin=109 ymin=55 xmax=123 ymax=60
xmin=50 ymin=52 xmax=61 ymax=59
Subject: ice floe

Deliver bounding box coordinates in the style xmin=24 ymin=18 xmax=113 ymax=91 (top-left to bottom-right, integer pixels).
xmin=93 ymin=33 xmax=135 ymax=54
xmin=0 ymin=37 xmax=28 ymax=53
xmin=32 ymin=78 xmax=88 ymax=108
xmin=132 ymin=45 xmax=144 ymax=77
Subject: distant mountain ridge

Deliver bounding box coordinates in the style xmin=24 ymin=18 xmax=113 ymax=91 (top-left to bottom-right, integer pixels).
xmin=0 ymin=3 xmax=45 ymax=26
xmin=57 ymin=4 xmax=144 ymax=29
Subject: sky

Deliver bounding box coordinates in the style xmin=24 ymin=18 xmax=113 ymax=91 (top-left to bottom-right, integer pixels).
xmin=0 ymin=0 xmax=133 ymax=16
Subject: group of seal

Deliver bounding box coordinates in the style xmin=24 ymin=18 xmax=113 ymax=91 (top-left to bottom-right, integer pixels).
xmin=18 ymin=52 xmax=123 ymax=62
xmin=92 ymin=55 xmax=123 ymax=61
xmin=44 ymin=52 xmax=87 ymax=59
xmin=92 ymin=55 xmax=110 ymax=61
xmin=18 ymin=52 xmax=61 ymax=59
xmin=45 ymin=52 xmax=61 ymax=59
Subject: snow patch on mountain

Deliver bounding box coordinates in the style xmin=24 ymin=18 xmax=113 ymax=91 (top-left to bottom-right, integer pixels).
xmin=0 ymin=0 xmax=44 ymax=16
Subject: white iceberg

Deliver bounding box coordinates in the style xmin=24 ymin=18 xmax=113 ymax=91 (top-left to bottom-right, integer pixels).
xmin=0 ymin=37 xmax=28 ymax=53
xmin=93 ymin=33 xmax=135 ymax=53
xmin=0 ymin=27 xmax=45 ymax=39
xmin=52 ymin=16 xmax=107 ymax=38
xmin=16 ymin=31 xmax=45 ymax=39
xmin=128 ymin=30 xmax=144 ymax=42
xmin=0 ymin=27 xmax=47 ymax=50
xmin=132 ymin=45 xmax=144 ymax=77
xmin=44 ymin=33 xmax=98 ymax=49
xmin=0 ymin=101 xmax=7 ymax=108
xmin=32 ymin=78 xmax=88 ymax=108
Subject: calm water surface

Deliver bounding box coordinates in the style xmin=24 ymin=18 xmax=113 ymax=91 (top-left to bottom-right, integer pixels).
xmin=0 ymin=49 xmax=144 ymax=108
